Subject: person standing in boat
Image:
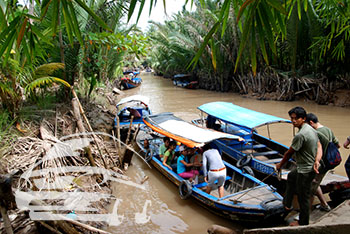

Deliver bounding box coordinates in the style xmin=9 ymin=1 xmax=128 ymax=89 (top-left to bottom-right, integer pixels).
xmin=344 ymin=136 xmax=350 ymax=180
xmin=202 ymin=144 xmax=226 ymax=198
xmin=276 ymin=107 xmax=322 ymax=226
xmin=306 ymin=113 xmax=340 ymax=212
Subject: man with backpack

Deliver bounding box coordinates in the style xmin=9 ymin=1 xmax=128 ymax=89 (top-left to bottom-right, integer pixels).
xmin=276 ymin=107 xmax=322 ymax=226
xmin=306 ymin=113 xmax=341 ymax=212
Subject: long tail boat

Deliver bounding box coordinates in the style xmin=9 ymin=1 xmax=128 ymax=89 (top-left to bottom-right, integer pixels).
xmin=192 ymin=102 xmax=348 ymax=192
xmin=136 ymin=112 xmax=286 ymax=223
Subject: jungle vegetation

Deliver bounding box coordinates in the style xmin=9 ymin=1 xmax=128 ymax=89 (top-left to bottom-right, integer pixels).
xmin=0 ymin=0 xmax=148 ymax=126
xmin=1 ymin=0 xmax=349 ymax=130
xmin=146 ymin=0 xmax=350 ymax=103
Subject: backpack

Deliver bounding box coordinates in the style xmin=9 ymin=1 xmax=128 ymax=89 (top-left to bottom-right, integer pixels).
xmin=323 ymin=141 xmax=342 ymax=170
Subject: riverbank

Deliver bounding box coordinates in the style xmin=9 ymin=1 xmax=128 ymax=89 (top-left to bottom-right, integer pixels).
xmin=243 ymin=88 xmax=350 ymax=108
xmin=157 ymin=71 xmax=350 ymax=108
xmin=243 ymin=200 xmax=350 ymax=234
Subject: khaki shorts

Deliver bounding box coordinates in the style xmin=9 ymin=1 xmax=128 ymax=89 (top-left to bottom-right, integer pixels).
xmin=208 ymin=169 xmax=226 ymax=190
xmin=311 ymin=172 xmax=327 ymax=195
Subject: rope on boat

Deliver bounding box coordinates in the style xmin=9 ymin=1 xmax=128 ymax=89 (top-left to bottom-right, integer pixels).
xmin=231 ymin=169 xmax=278 ymax=204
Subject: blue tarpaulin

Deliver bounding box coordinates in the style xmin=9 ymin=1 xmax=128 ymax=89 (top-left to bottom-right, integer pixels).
xmin=198 ymin=102 xmax=291 ymax=130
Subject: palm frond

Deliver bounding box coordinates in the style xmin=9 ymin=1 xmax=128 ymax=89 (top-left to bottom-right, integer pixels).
xmin=34 ymin=62 xmax=65 ymax=78
xmin=25 ymin=76 xmax=70 ymax=93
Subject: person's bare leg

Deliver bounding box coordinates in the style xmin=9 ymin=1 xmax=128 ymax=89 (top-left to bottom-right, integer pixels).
xmin=205 ymin=186 xmax=212 ymax=194
xmin=316 ymin=186 xmax=328 ymax=207
xmin=218 ymin=186 xmax=224 ymax=198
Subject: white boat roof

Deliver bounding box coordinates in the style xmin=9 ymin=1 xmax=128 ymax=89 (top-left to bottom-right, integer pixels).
xmin=117 ymin=95 xmax=150 ymax=107
xmin=144 ymin=113 xmax=241 ymax=148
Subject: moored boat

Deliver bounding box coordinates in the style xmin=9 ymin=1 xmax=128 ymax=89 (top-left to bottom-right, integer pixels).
xmin=136 ymin=112 xmax=286 ymax=223
xmin=173 ymin=74 xmax=198 ymax=89
xmin=193 ymin=102 xmax=348 ymax=191
xmin=113 ymin=95 xmax=151 ymax=129
xmin=120 ymin=72 xmax=142 ymax=90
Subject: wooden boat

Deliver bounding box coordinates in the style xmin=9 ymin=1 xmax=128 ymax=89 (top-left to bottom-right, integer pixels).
xmin=193 ymin=102 xmax=348 ymax=190
xmin=136 ymin=112 xmax=286 ymax=223
xmin=173 ymin=74 xmax=198 ymax=89
xmin=120 ymin=72 xmax=142 ymax=90
xmin=113 ymin=95 xmax=151 ymax=128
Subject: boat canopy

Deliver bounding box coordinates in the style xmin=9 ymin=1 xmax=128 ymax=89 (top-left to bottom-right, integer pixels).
xmin=174 ymin=74 xmax=191 ymax=79
xmin=143 ymin=113 xmax=241 ymax=148
xmin=116 ymin=95 xmax=150 ymax=107
xmin=198 ymin=102 xmax=291 ymax=130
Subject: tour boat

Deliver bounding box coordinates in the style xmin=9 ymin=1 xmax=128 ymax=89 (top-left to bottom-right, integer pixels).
xmin=120 ymin=72 xmax=142 ymax=90
xmin=173 ymin=74 xmax=198 ymax=89
xmin=136 ymin=112 xmax=286 ymax=223
xmin=113 ymin=95 xmax=151 ymax=128
xmin=192 ymin=102 xmax=348 ymax=191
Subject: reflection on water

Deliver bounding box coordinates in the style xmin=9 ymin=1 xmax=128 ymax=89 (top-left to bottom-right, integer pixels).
xmin=109 ymin=72 xmax=350 ymax=233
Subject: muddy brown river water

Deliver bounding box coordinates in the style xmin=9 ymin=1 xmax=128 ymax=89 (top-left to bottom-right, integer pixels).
xmin=109 ymin=72 xmax=350 ymax=233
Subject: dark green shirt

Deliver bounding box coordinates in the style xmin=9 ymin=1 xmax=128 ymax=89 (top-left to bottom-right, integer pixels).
xmin=317 ymin=126 xmax=339 ymax=154
xmin=291 ymin=123 xmax=319 ymax=173
xmin=316 ymin=126 xmax=339 ymax=173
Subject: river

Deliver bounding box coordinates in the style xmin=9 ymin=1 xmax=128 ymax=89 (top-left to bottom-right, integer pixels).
xmin=109 ymin=72 xmax=350 ymax=234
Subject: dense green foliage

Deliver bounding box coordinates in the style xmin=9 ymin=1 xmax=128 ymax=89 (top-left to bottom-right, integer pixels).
xmin=147 ymin=0 xmax=349 ymax=95
xmin=0 ymin=0 xmax=148 ymax=120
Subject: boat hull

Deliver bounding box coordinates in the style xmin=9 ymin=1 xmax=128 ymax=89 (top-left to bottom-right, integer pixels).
xmin=136 ymin=130 xmax=285 ymax=223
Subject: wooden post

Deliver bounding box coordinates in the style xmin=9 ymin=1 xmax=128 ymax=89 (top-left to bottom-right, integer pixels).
xmin=116 ymin=116 xmax=121 ymax=154
xmin=133 ymin=124 xmax=141 ymax=142
xmin=122 ymin=116 xmax=134 ymax=170
xmin=125 ymin=116 xmax=134 ymax=146
xmin=0 ymin=206 xmax=13 ymax=234
xmin=0 ymin=175 xmax=14 ymax=234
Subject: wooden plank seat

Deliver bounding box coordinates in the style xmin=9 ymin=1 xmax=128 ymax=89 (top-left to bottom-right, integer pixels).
xmin=263 ymin=158 xmax=282 ymax=164
xmin=194 ymin=176 xmax=232 ymax=189
xmin=252 ymin=150 xmax=279 ymax=157
xmin=237 ymin=144 xmax=267 ymax=151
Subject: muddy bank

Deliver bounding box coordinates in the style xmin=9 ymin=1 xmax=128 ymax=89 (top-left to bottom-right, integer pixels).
xmin=0 ymin=88 xmax=126 ymax=233
xmin=160 ymin=70 xmax=350 ymax=107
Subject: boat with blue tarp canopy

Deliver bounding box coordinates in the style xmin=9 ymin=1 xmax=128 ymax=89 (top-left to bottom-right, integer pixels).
xmin=193 ymin=102 xmax=348 ymax=194
xmin=198 ymin=102 xmax=291 ymax=130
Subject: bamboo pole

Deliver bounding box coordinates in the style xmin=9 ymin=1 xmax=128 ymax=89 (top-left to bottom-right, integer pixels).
xmin=72 ymin=98 xmax=96 ymax=167
xmin=112 ymin=130 xmax=122 ymax=167
xmin=38 ymin=221 xmax=63 ymax=234
xmin=116 ymin=116 xmax=121 ymax=154
xmin=71 ymin=89 xmax=107 ymax=169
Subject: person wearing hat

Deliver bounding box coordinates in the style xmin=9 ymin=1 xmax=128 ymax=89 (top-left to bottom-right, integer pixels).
xmin=177 ymin=145 xmax=199 ymax=183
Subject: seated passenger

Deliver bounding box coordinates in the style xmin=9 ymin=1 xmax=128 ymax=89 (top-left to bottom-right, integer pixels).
xmin=127 ymin=107 xmax=141 ymax=118
xmin=158 ymin=137 xmax=170 ymax=160
xmin=206 ymin=115 xmax=222 ymax=131
xmin=177 ymin=146 xmax=199 ymax=183
xmin=206 ymin=115 xmax=216 ymax=129
xmin=162 ymin=141 xmax=177 ymax=171
xmin=188 ymin=147 xmax=203 ymax=174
